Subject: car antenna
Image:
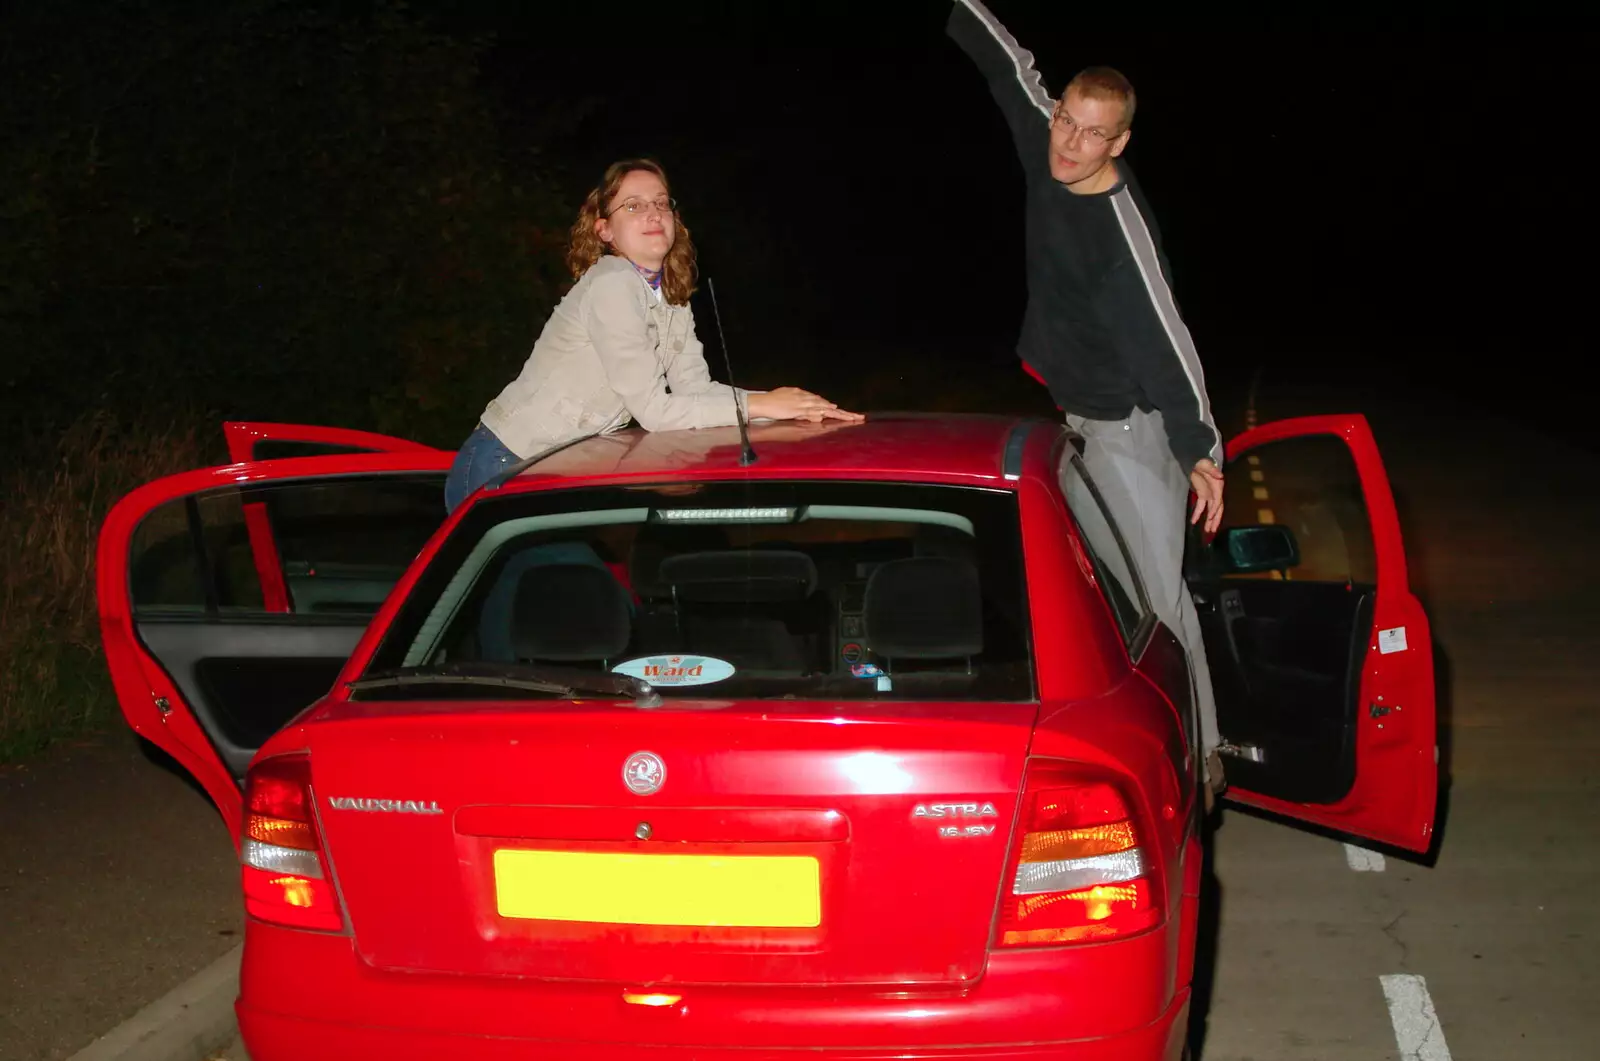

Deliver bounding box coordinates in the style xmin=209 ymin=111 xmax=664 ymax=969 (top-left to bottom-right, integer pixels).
xmin=707 ymin=277 xmax=757 ymax=466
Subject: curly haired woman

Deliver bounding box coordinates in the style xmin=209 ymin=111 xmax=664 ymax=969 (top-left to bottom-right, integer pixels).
xmin=444 ymin=158 xmax=862 ymax=512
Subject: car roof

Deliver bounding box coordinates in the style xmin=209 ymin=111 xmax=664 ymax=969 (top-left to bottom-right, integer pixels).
xmin=496 ymin=412 xmax=1052 ymax=492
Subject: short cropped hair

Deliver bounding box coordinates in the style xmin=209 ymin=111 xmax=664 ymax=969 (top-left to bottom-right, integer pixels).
xmin=1065 ymin=66 xmax=1136 ymax=131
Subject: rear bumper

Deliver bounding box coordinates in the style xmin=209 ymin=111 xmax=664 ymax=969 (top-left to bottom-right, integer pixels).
xmin=239 ymin=1009 xmax=1188 ymax=1061
xmin=238 ymin=920 xmax=1189 ymax=1061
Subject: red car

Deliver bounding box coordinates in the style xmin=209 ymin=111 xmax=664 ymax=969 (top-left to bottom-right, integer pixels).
xmin=97 ymin=412 xmax=1436 ymax=1060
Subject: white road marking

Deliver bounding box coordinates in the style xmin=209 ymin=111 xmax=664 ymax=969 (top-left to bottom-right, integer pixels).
xmin=1250 ymin=469 xmax=1264 ymax=481
xmin=1252 ymin=486 xmax=1269 ymax=500
xmin=1344 ymin=843 xmax=1386 ymax=871
xmin=1381 ymin=973 xmax=1453 ymax=1060
xmin=1247 ymin=455 xmax=1261 ymax=466
xmin=1257 ymin=508 xmax=1275 ymax=523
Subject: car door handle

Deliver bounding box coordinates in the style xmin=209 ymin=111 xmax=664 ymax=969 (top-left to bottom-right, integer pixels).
xmin=1220 ymin=590 xmax=1244 ymax=619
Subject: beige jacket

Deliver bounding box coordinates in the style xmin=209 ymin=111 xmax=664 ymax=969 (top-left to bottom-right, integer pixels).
xmin=480 ymin=256 xmax=749 ymax=458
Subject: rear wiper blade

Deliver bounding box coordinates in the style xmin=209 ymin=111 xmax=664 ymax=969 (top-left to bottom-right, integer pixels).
xmin=347 ymin=661 xmax=661 ymax=706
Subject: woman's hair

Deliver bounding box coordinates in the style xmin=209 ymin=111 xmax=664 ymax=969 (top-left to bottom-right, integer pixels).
xmin=566 ymin=158 xmax=698 ymax=306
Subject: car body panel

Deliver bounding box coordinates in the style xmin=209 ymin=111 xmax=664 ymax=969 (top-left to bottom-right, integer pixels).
xmin=95 ymin=410 xmax=1432 ymax=1060
xmin=236 ymin=919 xmax=1189 ymax=1058
xmin=223 ymin=421 xmax=442 ymax=463
xmin=306 ymin=698 xmax=1036 ymax=986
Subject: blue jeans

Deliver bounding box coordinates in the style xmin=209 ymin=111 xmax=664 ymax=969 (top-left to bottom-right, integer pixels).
xmin=445 ymin=422 xmax=518 ymax=514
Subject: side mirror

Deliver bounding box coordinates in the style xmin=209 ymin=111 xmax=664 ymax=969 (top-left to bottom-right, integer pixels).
xmin=1214 ymin=524 xmax=1299 ymax=575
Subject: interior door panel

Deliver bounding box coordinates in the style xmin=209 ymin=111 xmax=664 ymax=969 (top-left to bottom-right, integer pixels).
xmin=137 ymin=620 xmax=367 ymax=778
xmin=1176 ymin=415 xmax=1437 ymax=852
xmin=1191 ymin=579 xmax=1373 ymax=803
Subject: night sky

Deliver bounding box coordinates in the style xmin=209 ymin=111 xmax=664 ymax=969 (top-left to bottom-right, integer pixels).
xmin=13 ymin=3 xmax=1586 ymax=445
xmin=418 ymin=1 xmax=1592 ymax=438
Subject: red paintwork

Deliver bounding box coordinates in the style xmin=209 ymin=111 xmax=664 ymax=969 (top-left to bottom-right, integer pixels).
xmin=94 ymin=411 xmax=1435 ymax=1060
xmin=222 ymin=420 xmax=442 ymax=463
xmin=237 ymin=921 xmax=1190 ymax=1058
xmin=1019 ymin=361 xmax=1062 ymax=413
xmin=1130 ymin=624 xmax=1205 ymax=850
xmin=504 ymin=414 xmax=1037 ymax=485
xmin=310 ymin=699 xmax=1035 ymax=985
xmin=240 ymin=511 xmax=291 ymax=614
xmin=1218 ymin=414 xmax=1439 ymax=854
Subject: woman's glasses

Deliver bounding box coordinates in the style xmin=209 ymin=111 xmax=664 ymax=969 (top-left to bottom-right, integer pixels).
xmin=606 ymin=196 xmax=677 ymax=217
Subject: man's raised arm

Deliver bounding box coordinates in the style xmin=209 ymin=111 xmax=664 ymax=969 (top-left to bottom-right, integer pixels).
xmin=945 ymin=0 xmax=1052 ymax=171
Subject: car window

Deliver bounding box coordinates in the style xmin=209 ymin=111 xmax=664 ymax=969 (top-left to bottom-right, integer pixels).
xmin=1219 ymin=436 xmax=1376 ymax=585
xmin=262 ymin=477 xmax=445 ymax=614
xmin=129 ymin=474 xmax=446 ymax=617
xmin=129 ymin=490 xmax=265 ymax=612
xmin=360 ymin=481 xmax=1035 ymax=702
xmin=1056 ymin=454 xmax=1150 ymax=647
xmin=251 ymin=440 xmax=383 ymax=461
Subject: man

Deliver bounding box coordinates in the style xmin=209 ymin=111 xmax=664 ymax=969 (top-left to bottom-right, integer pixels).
xmin=946 ymin=0 xmax=1229 ymax=802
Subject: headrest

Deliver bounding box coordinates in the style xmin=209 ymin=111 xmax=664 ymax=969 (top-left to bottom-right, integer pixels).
xmin=914 ymin=523 xmax=977 ymax=561
xmin=510 ymin=563 xmax=632 ymax=661
xmin=628 ymin=526 xmax=724 ymax=599
xmin=657 ymin=549 xmax=817 ymax=603
xmin=863 ymin=556 xmax=983 ymax=659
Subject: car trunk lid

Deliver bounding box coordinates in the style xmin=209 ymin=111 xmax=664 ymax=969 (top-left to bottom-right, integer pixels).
xmin=309 ymin=696 xmax=1033 ymax=986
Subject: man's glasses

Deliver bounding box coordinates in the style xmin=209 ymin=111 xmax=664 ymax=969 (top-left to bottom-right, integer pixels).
xmin=1051 ymin=107 xmax=1119 ymax=144
xmin=606 ymin=196 xmax=677 ymax=217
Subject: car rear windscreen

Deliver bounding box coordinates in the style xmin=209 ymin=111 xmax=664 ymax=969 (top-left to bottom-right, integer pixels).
xmin=361 ymin=481 xmax=1034 ymax=702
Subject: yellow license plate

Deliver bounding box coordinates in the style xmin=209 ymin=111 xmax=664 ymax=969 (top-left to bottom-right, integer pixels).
xmin=492 ymin=849 xmax=821 ymax=928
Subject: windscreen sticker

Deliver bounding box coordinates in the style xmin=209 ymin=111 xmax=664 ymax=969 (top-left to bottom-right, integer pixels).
xmin=612 ymin=655 xmax=735 ymax=687
xmin=1377 ymin=627 xmax=1408 ymax=654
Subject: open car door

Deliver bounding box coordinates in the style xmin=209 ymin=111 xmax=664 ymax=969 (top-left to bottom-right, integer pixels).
xmin=1186 ymin=414 xmax=1438 ymax=854
xmin=96 ymin=450 xmax=454 ymax=844
xmin=222 ymin=421 xmax=441 ymax=463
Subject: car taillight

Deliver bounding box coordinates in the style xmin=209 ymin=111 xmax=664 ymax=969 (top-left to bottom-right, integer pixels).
xmin=241 ymin=754 xmax=344 ymax=932
xmin=994 ymin=759 xmax=1161 ymax=947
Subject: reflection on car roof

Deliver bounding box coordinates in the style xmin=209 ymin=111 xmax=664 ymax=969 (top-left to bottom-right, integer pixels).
xmin=503 ymin=412 xmax=1044 ymax=490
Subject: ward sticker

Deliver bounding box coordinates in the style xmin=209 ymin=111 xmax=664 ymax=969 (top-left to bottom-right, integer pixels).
xmin=1377 ymin=627 xmax=1408 ymax=654
xmin=612 ymin=655 xmax=735 ymax=687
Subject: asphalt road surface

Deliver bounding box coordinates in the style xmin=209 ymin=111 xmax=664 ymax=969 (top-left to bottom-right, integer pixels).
xmin=6 ymin=378 xmax=1596 ymax=1061
xmin=0 ymin=738 xmax=240 ymax=1061
xmin=1191 ymin=377 xmax=1600 ymax=1060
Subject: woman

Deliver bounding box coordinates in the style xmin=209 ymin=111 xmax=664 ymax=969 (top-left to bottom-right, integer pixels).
xmin=444 ymin=158 xmax=862 ymax=512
